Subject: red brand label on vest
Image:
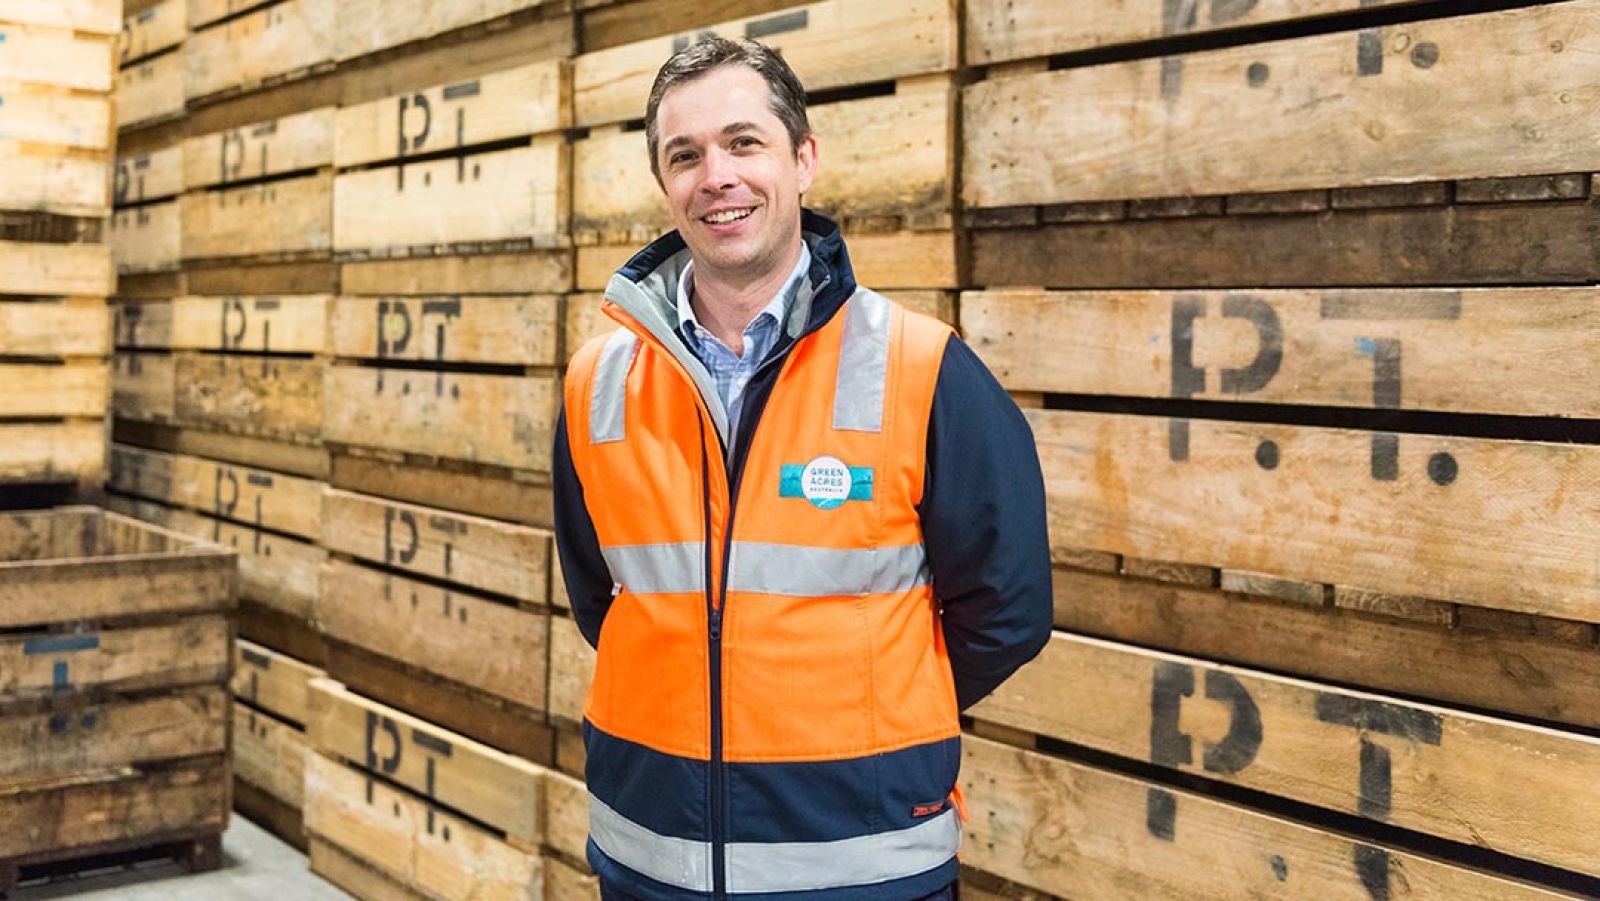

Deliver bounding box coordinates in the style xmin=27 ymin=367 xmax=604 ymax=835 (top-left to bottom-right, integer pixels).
xmin=911 ymin=802 xmax=945 ymax=818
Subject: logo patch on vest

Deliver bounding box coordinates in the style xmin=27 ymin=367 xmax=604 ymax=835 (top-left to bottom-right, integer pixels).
xmin=780 ymin=456 xmax=873 ymax=510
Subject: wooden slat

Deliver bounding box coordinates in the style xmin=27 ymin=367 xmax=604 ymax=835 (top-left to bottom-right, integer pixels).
xmin=333 ymin=0 xmax=558 ymax=63
xmin=0 ymin=361 xmax=108 ymax=417
xmin=109 ymin=443 xmax=324 ymax=541
xmin=323 ymin=367 xmax=557 ymax=473
xmin=966 ymin=0 xmax=1430 ymax=65
xmin=0 ymin=23 xmax=115 ymax=92
xmin=321 ymin=489 xmax=551 ymax=606
xmin=116 ymin=47 xmax=185 ymax=129
xmin=577 ymin=0 xmax=802 ymax=52
xmin=183 ymin=0 xmax=337 ymax=102
xmin=113 ymin=419 xmax=329 ymax=480
xmin=0 ymin=242 xmax=113 ymax=297
xmin=0 ymin=687 xmax=227 ymax=782
xmin=183 ymin=107 xmax=335 ymax=190
xmin=0 ymin=756 xmax=228 ymax=859
xmin=334 ymin=60 xmax=568 ymax=168
xmin=0 ymin=421 xmax=103 ymax=484
xmin=187 ymin=0 xmax=272 ymax=31
xmin=113 ymin=201 xmax=183 ymax=273
xmin=573 ymin=0 xmax=957 ymax=128
xmin=572 ymin=76 xmax=953 ymax=244
xmin=966 ymin=2 xmax=1600 ymax=207
xmin=112 ymin=350 xmax=176 ymax=422
xmin=0 ymin=151 xmax=109 ymax=218
xmin=0 ymin=0 xmax=121 ymax=33
xmin=329 ymin=295 xmax=559 ymax=366
xmin=106 ymin=494 xmax=316 ymax=622
xmin=542 ymin=768 xmax=588 ymax=864
xmin=332 ymin=139 xmax=568 ymax=254
xmin=963 ymin=288 xmax=1600 ymax=417
xmin=341 ymin=251 xmax=573 ymax=296
xmin=173 ymin=354 xmax=323 ymax=441
xmin=961 ymin=735 xmax=1575 ymax=901
xmin=544 ymin=855 xmax=600 ymax=901
xmin=329 ymin=451 xmax=552 ymax=530
xmin=115 ymin=295 xmax=330 ymax=354
xmin=969 ymin=195 xmax=1600 ymax=289
xmin=115 ymin=144 xmax=186 ymax=206
xmin=1032 ymin=410 xmax=1600 ymax=619
xmin=309 ymin=836 xmax=430 ymax=901
xmin=307 ymin=678 xmax=544 ymax=844
xmin=231 ymin=638 xmax=324 ymax=725
xmin=119 ymin=0 xmax=187 ymax=66
xmin=547 ymin=614 xmax=593 ymax=727
xmin=0 ymin=299 xmax=110 ymax=357
xmin=0 ymin=617 xmax=230 ymax=703
xmin=233 ymin=701 xmax=309 ymax=808
xmin=180 ymin=171 xmax=333 ymax=260
xmin=0 ymin=84 xmax=111 ymax=150
xmin=304 ymin=754 xmax=542 ymax=900
xmin=977 ymin=631 xmax=1600 ymax=877
xmin=320 ymin=559 xmax=548 ymax=712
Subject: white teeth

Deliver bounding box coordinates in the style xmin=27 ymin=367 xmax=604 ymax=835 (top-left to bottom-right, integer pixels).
xmin=704 ymin=208 xmax=753 ymax=224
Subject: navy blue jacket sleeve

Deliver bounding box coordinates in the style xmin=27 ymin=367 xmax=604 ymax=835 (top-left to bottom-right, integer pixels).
xmin=552 ymin=405 xmax=615 ymax=649
xmin=920 ymin=335 xmax=1053 ymax=711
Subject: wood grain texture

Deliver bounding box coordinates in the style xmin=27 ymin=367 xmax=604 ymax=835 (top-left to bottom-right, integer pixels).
xmin=233 ymin=701 xmax=309 ymax=809
xmin=110 ymin=440 xmax=327 ymax=540
xmin=118 ymin=0 xmax=186 ymax=66
xmin=115 ymin=143 xmax=185 ymax=206
xmin=975 ymin=631 xmax=1600 ymax=877
xmin=965 ymin=2 xmax=1600 ymax=206
xmin=0 ymin=756 xmax=229 ymax=859
xmin=0 ymin=421 xmax=104 ymax=484
xmin=183 ymin=107 xmax=335 ymax=190
xmin=231 ymin=638 xmax=325 ymax=726
xmin=0 ymin=0 xmax=121 ymax=33
xmin=542 ymin=767 xmax=588 ymax=864
xmin=1031 ymin=409 xmax=1600 ymax=620
xmin=334 ymin=0 xmax=559 ymax=63
xmin=115 ymin=295 xmax=329 ymax=354
xmin=0 ymin=361 xmax=108 ymax=417
xmin=174 ymin=354 xmax=323 ymax=441
xmin=341 ymin=251 xmax=573 ymax=296
xmin=0 ymin=151 xmax=110 ymax=218
xmin=0 ymin=22 xmax=115 ymax=91
xmin=0 ymin=617 xmax=229 ymax=703
xmin=329 ymin=295 xmax=559 ymax=366
xmin=183 ymin=0 xmax=337 ymax=101
xmin=328 ymin=451 xmax=553 ymax=529
xmin=179 ymin=171 xmax=332 ymax=260
xmin=547 ymin=614 xmax=594 ymax=727
xmin=0 ymin=688 xmax=226 ymax=783
xmin=963 ymin=288 xmax=1600 ymax=416
xmin=0 ymin=83 xmax=111 ymax=150
xmin=0 ymin=242 xmax=112 ymax=297
xmin=113 ymin=201 xmax=182 ymax=273
xmin=116 ymin=43 xmax=186 ymax=128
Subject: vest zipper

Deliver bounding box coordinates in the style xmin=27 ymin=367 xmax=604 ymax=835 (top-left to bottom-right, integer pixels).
xmin=698 ymin=415 xmax=727 ymax=900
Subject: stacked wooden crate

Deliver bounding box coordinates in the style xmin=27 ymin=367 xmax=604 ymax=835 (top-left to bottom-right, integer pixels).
xmin=230 ymin=638 xmax=326 ymax=849
xmin=0 ymin=506 xmax=235 ymax=891
xmin=956 ymin=1 xmax=1600 ymax=897
xmin=0 ymin=0 xmax=120 ymax=504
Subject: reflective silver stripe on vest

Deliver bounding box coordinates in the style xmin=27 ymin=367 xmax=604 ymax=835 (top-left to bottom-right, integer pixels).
xmin=590 ymin=793 xmax=960 ymax=895
xmin=728 ymin=542 xmax=929 ymax=597
xmin=590 ymin=329 xmax=639 ymax=444
xmin=600 ymin=542 xmax=704 ymax=594
xmin=833 ymin=289 xmax=891 ymax=433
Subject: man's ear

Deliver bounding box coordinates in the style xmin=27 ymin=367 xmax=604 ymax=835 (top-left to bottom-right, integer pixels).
xmin=795 ymin=133 xmax=818 ymax=195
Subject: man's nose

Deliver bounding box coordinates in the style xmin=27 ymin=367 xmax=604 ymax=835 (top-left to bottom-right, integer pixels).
xmin=699 ymin=146 xmax=738 ymax=192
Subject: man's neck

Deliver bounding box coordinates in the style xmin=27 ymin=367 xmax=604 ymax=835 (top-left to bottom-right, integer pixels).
xmin=689 ymin=242 xmax=804 ymax=353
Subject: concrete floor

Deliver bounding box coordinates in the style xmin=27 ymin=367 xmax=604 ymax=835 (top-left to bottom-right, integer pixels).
xmin=13 ymin=817 xmax=351 ymax=900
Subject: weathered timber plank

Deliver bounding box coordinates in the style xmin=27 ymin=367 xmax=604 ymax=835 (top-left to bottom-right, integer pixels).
xmin=233 ymin=701 xmax=308 ymax=809
xmin=0 ymin=84 xmax=110 ymax=151
xmin=329 ymin=295 xmax=559 ymax=366
xmin=118 ymin=0 xmax=186 ymax=66
xmin=179 ymin=171 xmax=333 ymax=260
xmin=976 ymin=631 xmax=1600 ymax=877
xmin=1031 ymin=410 xmax=1600 ymax=619
xmin=966 ymin=0 xmax=1430 ymax=65
xmin=183 ymin=0 xmax=337 ymax=102
xmin=183 ymin=107 xmax=336 ymax=190
xmin=307 ymin=677 xmax=544 ymax=844
xmin=0 ymin=242 xmax=113 ymax=297
xmin=232 ymin=638 xmax=324 ymax=726
xmin=0 ymin=362 xmax=108 ymax=418
xmin=547 ymin=614 xmax=593 ymax=728
xmin=186 ymin=0 xmax=271 ymax=31
xmin=0 ymin=150 xmax=109 ymax=218
xmin=0 ymin=617 xmax=230 ymax=703
xmin=328 ymin=452 xmax=553 ymax=530
xmin=115 ymin=295 xmax=330 ymax=354
xmin=0 ymin=0 xmax=121 ymax=33
xmin=543 ymin=767 xmax=588 ymax=864
xmin=545 ymin=854 xmax=600 ymax=901
xmin=303 ymin=753 xmax=543 ymax=899
xmin=0 ymin=756 xmax=229 ymax=859
xmin=0 ymin=22 xmax=115 ymax=92
xmin=0 ymin=422 xmax=103 ymax=484
xmin=308 ymin=836 xmax=430 ymax=901
xmin=174 ymin=353 xmax=323 ymax=442
xmin=0 ymin=687 xmax=227 ymax=782
xmin=116 ymin=46 xmax=185 ymax=129
xmin=322 ymin=367 xmax=557 ymax=473
xmin=341 ymin=252 xmax=573 ymax=296
xmin=963 ymin=288 xmax=1600 ymax=417
xmin=965 ymin=2 xmax=1600 ymax=206
xmin=321 ymin=489 xmax=551 ymax=604
xmin=113 ymin=201 xmax=183 ymax=273
xmin=573 ymin=0 xmax=956 ymax=128
xmin=969 ymin=197 xmax=1600 ymax=287
xmin=335 ymin=60 xmax=568 ymax=168
xmin=115 ymin=144 xmax=186 ymax=206
xmin=113 ymin=420 xmax=329 ymax=481
xmin=109 ymin=444 xmax=324 ymax=540
xmin=577 ymin=0 xmax=801 ymax=52
xmin=334 ymin=0 xmax=560 ymax=64
xmin=332 ymin=139 xmax=568 ymax=254
xmin=961 ymin=735 xmax=1576 ymax=901
xmin=319 ymin=558 xmax=548 ymax=711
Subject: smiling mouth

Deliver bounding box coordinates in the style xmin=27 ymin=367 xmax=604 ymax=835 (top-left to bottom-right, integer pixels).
xmin=702 ymin=207 xmax=755 ymax=225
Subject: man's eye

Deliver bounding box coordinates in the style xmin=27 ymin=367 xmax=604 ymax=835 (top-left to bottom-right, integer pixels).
xmin=670 ymin=152 xmax=697 ymax=166
xmin=732 ymin=136 xmax=760 ymax=149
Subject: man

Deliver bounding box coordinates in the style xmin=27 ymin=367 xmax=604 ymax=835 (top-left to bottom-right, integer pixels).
xmin=553 ymin=37 xmax=1051 ymax=901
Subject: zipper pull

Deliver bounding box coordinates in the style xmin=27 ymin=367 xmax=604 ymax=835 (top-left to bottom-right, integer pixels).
xmin=709 ymin=608 xmax=722 ymax=641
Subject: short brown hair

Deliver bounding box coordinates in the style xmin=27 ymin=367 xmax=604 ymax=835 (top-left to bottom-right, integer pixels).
xmin=644 ymin=37 xmax=811 ymax=181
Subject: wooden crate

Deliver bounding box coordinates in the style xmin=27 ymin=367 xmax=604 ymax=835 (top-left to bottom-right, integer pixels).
xmin=183 ymin=0 xmax=337 ymax=103
xmin=0 ymin=616 xmax=229 ymax=705
xmin=118 ymin=0 xmax=187 ymax=67
xmin=231 ymin=639 xmax=325 ymax=849
xmin=117 ymin=45 xmax=186 ymax=129
xmin=183 ymin=107 xmax=336 ymax=190
xmin=180 ymin=171 xmax=333 ymax=262
xmin=0 ymin=20 xmax=116 ymax=92
xmin=115 ymin=294 xmax=331 ymax=355
xmin=115 ymin=144 xmax=186 ymax=207
xmin=112 ymin=201 xmax=183 ymax=273
xmin=108 ymin=443 xmax=324 ymax=541
xmin=572 ymin=0 xmax=957 ymax=128
xmin=334 ymin=0 xmax=562 ymax=64
xmin=964 ymin=2 xmax=1600 ymax=209
xmin=0 ymin=0 xmax=122 ymax=34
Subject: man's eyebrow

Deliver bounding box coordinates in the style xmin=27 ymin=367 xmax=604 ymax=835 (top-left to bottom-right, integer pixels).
xmin=661 ymin=121 xmax=769 ymax=155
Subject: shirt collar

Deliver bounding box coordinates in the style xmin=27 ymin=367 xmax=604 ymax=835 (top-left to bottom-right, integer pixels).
xmin=677 ymin=243 xmax=811 ymax=345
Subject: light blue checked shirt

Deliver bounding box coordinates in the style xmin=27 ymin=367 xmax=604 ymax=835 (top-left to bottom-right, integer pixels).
xmin=676 ymin=244 xmax=811 ymax=444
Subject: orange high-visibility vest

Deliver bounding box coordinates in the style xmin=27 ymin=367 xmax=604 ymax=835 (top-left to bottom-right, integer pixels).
xmin=564 ymin=276 xmax=963 ymax=897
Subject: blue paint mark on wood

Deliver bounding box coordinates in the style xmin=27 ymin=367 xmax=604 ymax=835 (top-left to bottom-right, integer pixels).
xmin=25 ymin=634 xmax=100 ymax=655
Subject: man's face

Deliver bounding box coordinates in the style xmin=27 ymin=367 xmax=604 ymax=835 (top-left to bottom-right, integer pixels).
xmin=654 ymin=64 xmax=817 ymax=283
